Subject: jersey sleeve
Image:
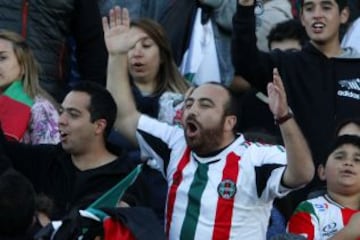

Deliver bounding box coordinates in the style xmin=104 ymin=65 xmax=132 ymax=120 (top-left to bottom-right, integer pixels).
xmin=136 ymin=114 xmax=184 ymax=174
xmin=247 ymin=142 xmax=291 ymax=200
xmin=287 ymin=200 xmax=319 ymax=240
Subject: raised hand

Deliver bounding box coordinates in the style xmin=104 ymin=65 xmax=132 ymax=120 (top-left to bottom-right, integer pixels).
xmin=267 ymin=68 xmax=289 ymax=119
xmin=102 ymin=6 xmax=146 ymax=55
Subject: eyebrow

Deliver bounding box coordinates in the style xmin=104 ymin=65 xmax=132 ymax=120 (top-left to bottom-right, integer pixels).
xmin=185 ymin=97 xmax=215 ymax=105
xmin=303 ymin=0 xmax=335 ymax=6
xmin=60 ymin=106 xmax=82 ymax=114
xmin=333 ymin=150 xmax=345 ymax=155
xmin=141 ymin=36 xmax=153 ymax=42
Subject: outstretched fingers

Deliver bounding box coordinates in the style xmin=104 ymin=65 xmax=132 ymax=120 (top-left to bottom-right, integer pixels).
xmin=102 ymin=6 xmax=129 ymax=32
xmin=121 ymin=8 xmax=130 ymax=27
xmin=273 ymin=68 xmax=285 ymax=95
xmin=102 ymin=16 xmax=109 ymax=33
xmin=267 ymin=68 xmax=290 ymax=117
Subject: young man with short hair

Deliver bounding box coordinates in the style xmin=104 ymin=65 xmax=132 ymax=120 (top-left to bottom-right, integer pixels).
xmin=232 ymin=0 xmax=360 ymax=191
xmin=0 ymin=82 xmax=137 ymax=219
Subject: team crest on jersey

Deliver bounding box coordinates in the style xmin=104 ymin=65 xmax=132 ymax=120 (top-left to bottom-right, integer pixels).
xmin=217 ymin=179 xmax=237 ymax=199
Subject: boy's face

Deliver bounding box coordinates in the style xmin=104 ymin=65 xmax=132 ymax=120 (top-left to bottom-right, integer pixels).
xmin=320 ymin=144 xmax=360 ymax=194
xmin=300 ymin=0 xmax=348 ymax=46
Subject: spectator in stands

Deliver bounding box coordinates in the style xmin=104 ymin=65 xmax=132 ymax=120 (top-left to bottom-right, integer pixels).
xmin=232 ymin=18 xmax=308 ymax=144
xmin=0 ymin=82 xmax=141 ymax=220
xmin=126 ymin=18 xmax=189 ymax=122
xmin=0 ymin=0 xmax=108 ymax=102
xmin=341 ymin=0 xmax=360 ymax=53
xmin=232 ymin=0 xmax=360 ymax=201
xmin=160 ymin=0 xmax=236 ymax=86
xmin=267 ymin=19 xmax=308 ymax=50
xmin=104 ymin=6 xmax=314 ymax=239
xmin=287 ymin=135 xmax=360 ymax=239
xmin=0 ymin=169 xmax=36 ymax=239
xmin=255 ymin=0 xmax=294 ymax=52
xmin=107 ymin=14 xmax=190 ymax=224
xmin=336 ymin=118 xmax=360 ymax=136
xmin=0 ymin=30 xmax=60 ymax=144
xmin=289 ymin=119 xmax=360 ymax=240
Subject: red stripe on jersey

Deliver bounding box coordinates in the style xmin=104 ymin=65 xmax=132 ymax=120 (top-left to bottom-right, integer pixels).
xmin=288 ymin=212 xmax=314 ymax=240
xmin=341 ymin=207 xmax=360 ymax=240
xmin=165 ymin=147 xmax=191 ymax=238
xmin=212 ymin=152 xmax=240 ymax=240
xmin=341 ymin=208 xmax=358 ymax=225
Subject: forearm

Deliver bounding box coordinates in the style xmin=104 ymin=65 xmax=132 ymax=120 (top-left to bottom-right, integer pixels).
xmin=280 ymin=118 xmax=314 ymax=188
xmin=74 ymin=0 xmax=107 ymax=86
xmin=231 ymin=3 xmax=273 ymax=92
xmin=329 ymin=213 xmax=360 ymax=240
xmin=106 ymin=54 xmax=140 ymax=144
xmin=329 ymin=228 xmax=356 ymax=240
xmin=232 ymin=3 xmax=257 ymax=74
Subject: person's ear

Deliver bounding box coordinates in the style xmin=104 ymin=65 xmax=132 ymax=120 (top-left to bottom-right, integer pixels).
xmin=318 ymin=163 xmax=326 ymax=181
xmin=94 ymin=119 xmax=107 ymax=135
xmin=224 ymin=115 xmax=237 ymax=133
xmin=340 ymin=6 xmax=350 ymax=24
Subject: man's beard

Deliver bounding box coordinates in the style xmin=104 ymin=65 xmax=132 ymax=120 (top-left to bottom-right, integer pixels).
xmin=185 ymin=118 xmax=225 ymax=155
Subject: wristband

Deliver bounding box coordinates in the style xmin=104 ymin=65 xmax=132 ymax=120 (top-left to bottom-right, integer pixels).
xmin=274 ymin=111 xmax=293 ymax=125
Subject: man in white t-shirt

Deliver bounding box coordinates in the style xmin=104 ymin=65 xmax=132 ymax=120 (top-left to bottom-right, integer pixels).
xmin=103 ymin=6 xmax=315 ymax=240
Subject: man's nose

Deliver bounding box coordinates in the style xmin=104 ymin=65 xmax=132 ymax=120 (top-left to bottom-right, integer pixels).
xmin=58 ymin=112 xmax=67 ymax=125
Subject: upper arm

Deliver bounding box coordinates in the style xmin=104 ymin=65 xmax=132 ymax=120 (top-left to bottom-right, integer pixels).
xmin=114 ymin=112 xmax=141 ymax=147
xmin=72 ymin=0 xmax=107 ymax=84
xmin=231 ymin=6 xmax=276 ymax=92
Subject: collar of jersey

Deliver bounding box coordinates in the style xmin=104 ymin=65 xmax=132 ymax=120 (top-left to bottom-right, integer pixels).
xmin=191 ymin=134 xmax=245 ymax=164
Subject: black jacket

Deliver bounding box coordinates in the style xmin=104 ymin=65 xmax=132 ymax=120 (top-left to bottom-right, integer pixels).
xmin=0 ymin=131 xmax=138 ymax=220
xmin=232 ymin=4 xmax=360 ymax=169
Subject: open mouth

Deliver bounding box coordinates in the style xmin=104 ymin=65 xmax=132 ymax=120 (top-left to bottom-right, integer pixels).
xmin=185 ymin=120 xmax=199 ymax=138
xmin=133 ymin=62 xmax=143 ymax=67
xmin=340 ymin=169 xmax=356 ymax=176
xmin=131 ymin=62 xmax=145 ymax=70
xmin=59 ymin=130 xmax=68 ymax=141
xmin=312 ymin=22 xmax=325 ymax=33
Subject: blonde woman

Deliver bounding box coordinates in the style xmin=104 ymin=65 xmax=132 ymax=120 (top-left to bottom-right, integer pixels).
xmin=0 ymin=30 xmax=60 ymax=144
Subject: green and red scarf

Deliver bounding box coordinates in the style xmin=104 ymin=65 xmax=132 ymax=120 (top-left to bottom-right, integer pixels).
xmin=0 ymin=81 xmax=34 ymax=141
